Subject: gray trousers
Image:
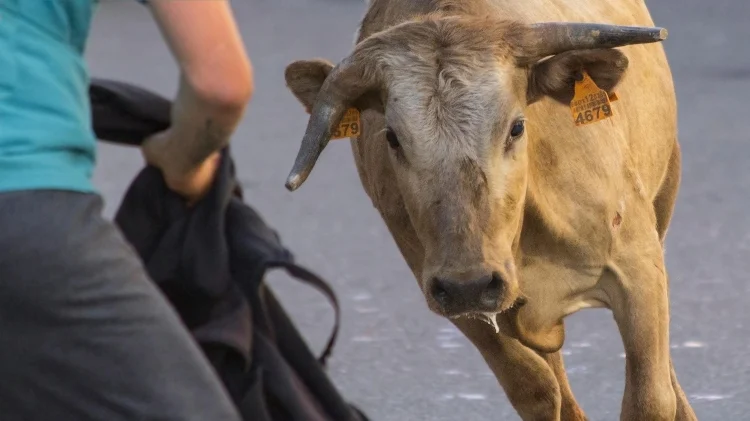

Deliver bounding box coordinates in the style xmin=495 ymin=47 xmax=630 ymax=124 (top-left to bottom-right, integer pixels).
xmin=0 ymin=190 xmax=242 ymax=421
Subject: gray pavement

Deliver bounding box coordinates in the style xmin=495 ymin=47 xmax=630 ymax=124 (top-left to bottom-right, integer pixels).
xmin=86 ymin=1 xmax=750 ymax=420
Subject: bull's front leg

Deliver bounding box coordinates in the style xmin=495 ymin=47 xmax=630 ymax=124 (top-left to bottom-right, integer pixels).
xmin=603 ymin=235 xmax=695 ymax=420
xmin=543 ymin=349 xmax=588 ymax=421
xmin=671 ymin=358 xmax=698 ymax=420
xmin=452 ymin=317 xmax=587 ymax=421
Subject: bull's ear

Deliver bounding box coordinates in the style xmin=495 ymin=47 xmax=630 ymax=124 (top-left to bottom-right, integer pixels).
xmin=284 ymin=59 xmax=335 ymax=112
xmin=526 ymin=49 xmax=628 ymax=105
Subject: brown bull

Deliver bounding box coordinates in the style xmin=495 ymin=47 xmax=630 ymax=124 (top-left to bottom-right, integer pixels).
xmin=283 ymin=0 xmax=696 ymax=419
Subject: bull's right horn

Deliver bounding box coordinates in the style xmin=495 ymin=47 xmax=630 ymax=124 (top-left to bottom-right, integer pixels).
xmin=285 ymin=46 xmax=383 ymax=192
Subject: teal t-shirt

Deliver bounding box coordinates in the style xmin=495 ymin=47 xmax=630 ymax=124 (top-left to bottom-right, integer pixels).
xmin=0 ymin=0 xmax=99 ymax=193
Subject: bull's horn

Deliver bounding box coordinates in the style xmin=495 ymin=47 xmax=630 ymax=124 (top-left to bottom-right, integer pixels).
xmin=285 ymin=90 xmax=348 ymax=191
xmin=285 ymin=50 xmax=382 ymax=191
xmin=514 ymin=22 xmax=667 ymax=62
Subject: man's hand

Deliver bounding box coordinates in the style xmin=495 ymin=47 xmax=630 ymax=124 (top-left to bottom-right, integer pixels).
xmin=142 ymin=128 xmax=221 ymax=205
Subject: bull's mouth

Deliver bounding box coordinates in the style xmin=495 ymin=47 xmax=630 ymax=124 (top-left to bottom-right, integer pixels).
xmin=450 ymin=295 xmax=528 ymax=333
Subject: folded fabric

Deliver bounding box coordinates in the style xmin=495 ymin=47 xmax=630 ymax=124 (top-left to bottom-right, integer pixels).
xmin=89 ymin=78 xmax=368 ymax=421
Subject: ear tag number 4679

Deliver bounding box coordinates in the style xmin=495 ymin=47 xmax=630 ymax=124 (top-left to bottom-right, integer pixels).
xmin=569 ymin=72 xmax=618 ymax=127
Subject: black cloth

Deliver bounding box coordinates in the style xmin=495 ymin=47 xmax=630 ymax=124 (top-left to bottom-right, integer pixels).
xmin=89 ymin=78 xmax=171 ymax=146
xmin=89 ymin=78 xmax=369 ymax=421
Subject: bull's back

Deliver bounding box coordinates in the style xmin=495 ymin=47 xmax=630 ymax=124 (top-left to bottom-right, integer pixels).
xmin=505 ymin=0 xmax=677 ymax=260
xmin=511 ymin=0 xmax=677 ymax=199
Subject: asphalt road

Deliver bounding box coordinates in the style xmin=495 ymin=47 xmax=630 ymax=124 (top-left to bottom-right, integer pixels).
xmin=86 ymin=1 xmax=750 ymax=420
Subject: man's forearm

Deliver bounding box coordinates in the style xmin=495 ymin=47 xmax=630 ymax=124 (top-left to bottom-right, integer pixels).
xmin=145 ymin=0 xmax=252 ymax=175
xmin=165 ymin=74 xmax=248 ymax=174
xmin=186 ymin=118 xmax=230 ymax=167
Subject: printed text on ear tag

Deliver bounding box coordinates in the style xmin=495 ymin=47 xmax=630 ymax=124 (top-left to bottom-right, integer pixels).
xmin=331 ymin=108 xmax=361 ymax=140
xmin=570 ymin=72 xmax=614 ymax=126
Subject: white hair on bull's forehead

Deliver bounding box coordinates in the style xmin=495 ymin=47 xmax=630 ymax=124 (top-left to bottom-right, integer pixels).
xmin=382 ymin=50 xmax=510 ymax=156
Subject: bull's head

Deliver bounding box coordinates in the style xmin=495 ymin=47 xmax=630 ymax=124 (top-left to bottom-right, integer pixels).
xmin=283 ymin=18 xmax=666 ymax=322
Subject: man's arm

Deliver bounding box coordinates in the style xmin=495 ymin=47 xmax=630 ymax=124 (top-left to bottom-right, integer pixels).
xmin=142 ymin=0 xmax=253 ymax=197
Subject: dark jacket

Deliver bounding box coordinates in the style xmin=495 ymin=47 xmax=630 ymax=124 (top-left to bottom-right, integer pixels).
xmin=89 ymin=78 xmax=368 ymax=421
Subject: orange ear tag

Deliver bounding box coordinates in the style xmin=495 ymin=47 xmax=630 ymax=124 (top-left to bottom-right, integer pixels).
xmin=569 ymin=72 xmax=615 ymax=126
xmin=330 ymin=108 xmax=362 ymax=140
xmin=302 ymin=107 xmax=362 ymax=140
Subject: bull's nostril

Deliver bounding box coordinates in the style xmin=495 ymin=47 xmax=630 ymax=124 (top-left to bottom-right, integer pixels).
xmin=478 ymin=272 xmax=504 ymax=310
xmin=487 ymin=272 xmax=503 ymax=295
xmin=430 ymin=277 xmax=449 ymax=304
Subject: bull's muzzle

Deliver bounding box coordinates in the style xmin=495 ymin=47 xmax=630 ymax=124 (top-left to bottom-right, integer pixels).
xmin=428 ymin=272 xmax=505 ymax=317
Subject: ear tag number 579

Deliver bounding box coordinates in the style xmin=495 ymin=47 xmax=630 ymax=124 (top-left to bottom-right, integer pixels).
xmin=331 ymin=108 xmax=361 ymax=139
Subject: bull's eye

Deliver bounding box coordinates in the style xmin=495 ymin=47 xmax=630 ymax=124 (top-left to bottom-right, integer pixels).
xmin=385 ymin=127 xmax=400 ymax=149
xmin=510 ymin=120 xmax=525 ymax=138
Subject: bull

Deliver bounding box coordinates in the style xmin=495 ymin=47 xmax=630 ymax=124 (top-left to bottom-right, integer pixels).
xmin=282 ymin=0 xmax=696 ymax=419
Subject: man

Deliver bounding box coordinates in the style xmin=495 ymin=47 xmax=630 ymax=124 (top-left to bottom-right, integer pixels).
xmin=0 ymin=1 xmax=252 ymax=420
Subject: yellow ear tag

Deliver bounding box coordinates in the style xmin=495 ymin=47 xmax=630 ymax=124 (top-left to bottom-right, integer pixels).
xmin=331 ymin=108 xmax=361 ymax=140
xmin=302 ymin=107 xmax=361 ymax=140
xmin=570 ymin=72 xmax=615 ymax=126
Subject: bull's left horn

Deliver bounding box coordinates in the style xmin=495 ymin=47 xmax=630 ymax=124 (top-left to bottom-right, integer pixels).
xmin=512 ymin=22 xmax=668 ymax=63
